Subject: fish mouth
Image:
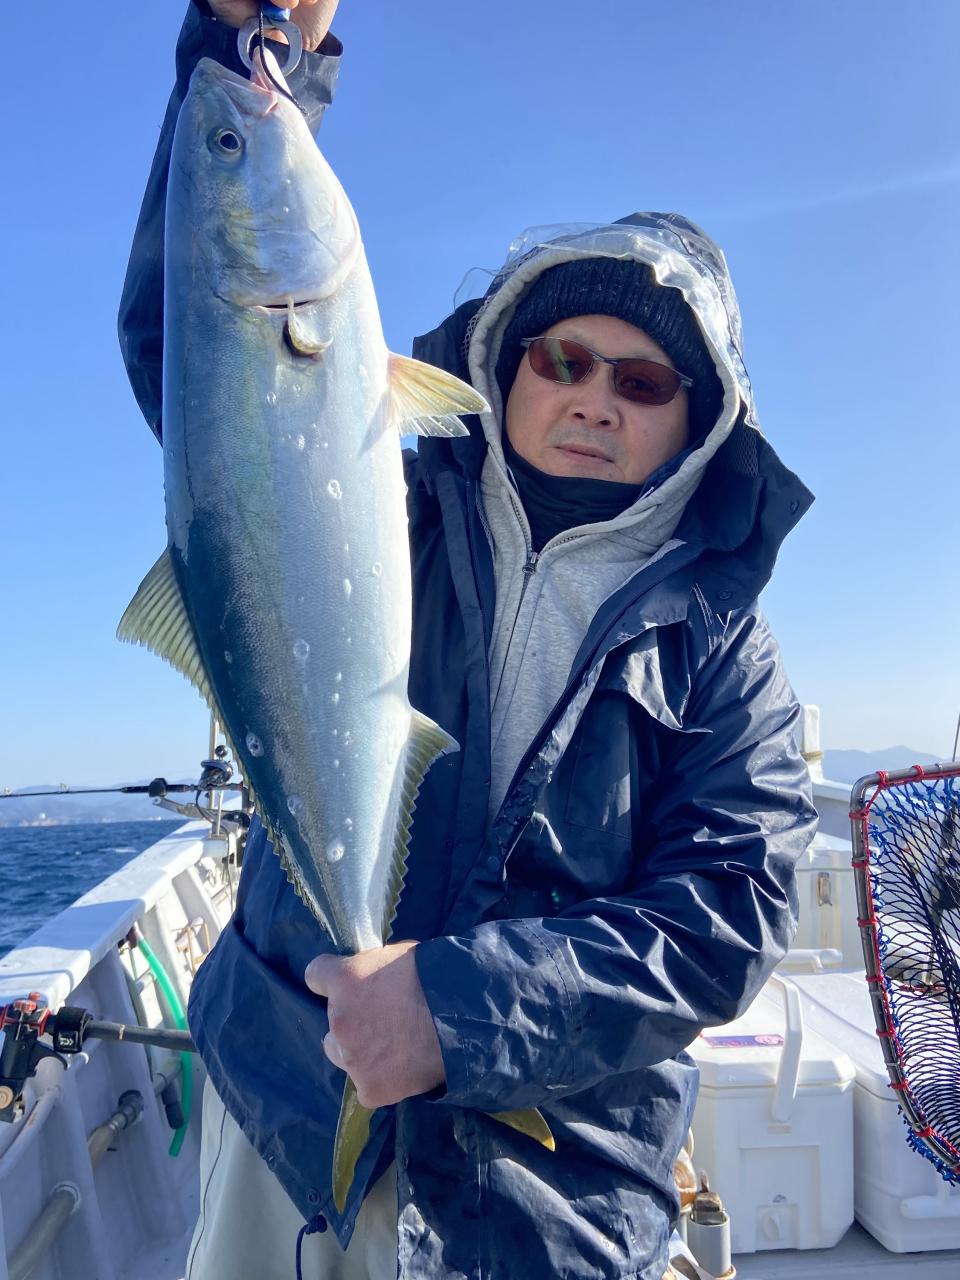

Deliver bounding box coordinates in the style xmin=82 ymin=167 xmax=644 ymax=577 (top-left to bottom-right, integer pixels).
xmin=194 ymin=57 xmax=280 ymax=119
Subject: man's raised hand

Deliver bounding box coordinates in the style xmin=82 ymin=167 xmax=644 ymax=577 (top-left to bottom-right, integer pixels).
xmin=207 ymin=0 xmax=339 ymax=52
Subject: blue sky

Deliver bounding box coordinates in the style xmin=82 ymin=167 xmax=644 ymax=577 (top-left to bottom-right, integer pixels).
xmin=1 ymin=1 xmax=957 ymax=788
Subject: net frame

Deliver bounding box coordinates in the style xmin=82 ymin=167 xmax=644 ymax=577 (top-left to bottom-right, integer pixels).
xmin=851 ymin=763 xmax=960 ymax=1183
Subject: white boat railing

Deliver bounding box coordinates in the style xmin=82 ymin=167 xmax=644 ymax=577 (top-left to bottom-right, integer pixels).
xmin=0 ymin=821 xmax=236 ymax=1280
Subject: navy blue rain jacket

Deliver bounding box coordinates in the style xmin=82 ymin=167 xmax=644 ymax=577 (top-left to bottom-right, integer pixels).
xmin=118 ymin=10 xmax=817 ymax=1277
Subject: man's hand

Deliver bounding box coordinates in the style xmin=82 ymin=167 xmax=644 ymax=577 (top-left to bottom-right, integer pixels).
xmin=207 ymin=0 xmax=339 ymax=53
xmin=305 ymin=941 xmax=446 ymax=1108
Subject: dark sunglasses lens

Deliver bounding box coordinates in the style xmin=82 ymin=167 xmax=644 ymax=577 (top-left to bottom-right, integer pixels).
xmin=614 ymin=361 xmax=682 ymax=406
xmin=527 ymin=337 xmax=594 ymax=384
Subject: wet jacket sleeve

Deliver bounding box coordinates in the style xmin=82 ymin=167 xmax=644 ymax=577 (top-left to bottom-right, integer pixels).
xmin=117 ymin=4 xmax=342 ymax=441
xmin=415 ymin=607 xmax=816 ymax=1113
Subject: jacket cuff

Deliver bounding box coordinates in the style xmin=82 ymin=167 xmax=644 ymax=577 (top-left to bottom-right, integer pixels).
xmin=415 ymin=920 xmax=578 ymax=1112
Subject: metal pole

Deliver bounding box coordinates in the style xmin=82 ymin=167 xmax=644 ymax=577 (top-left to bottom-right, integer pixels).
xmin=6 ymin=1093 xmax=144 ymax=1280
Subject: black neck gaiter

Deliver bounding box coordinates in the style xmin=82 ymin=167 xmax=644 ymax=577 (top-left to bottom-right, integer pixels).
xmin=501 ymin=434 xmax=643 ymax=552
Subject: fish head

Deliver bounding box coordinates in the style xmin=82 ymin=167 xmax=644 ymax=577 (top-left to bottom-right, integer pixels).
xmin=168 ymin=56 xmax=361 ymax=309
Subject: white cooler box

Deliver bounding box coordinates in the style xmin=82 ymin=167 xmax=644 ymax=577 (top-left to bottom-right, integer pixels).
xmin=689 ymin=973 xmax=855 ymax=1253
xmin=792 ymin=970 xmax=960 ymax=1252
xmin=785 ymin=831 xmax=863 ymax=968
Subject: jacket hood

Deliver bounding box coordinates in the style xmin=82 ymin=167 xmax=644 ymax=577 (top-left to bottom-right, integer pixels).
xmin=466 ymin=214 xmax=749 ymax=437
xmin=412 ymin=213 xmax=813 ymax=605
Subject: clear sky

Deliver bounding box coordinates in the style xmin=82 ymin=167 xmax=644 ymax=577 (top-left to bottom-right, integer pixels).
xmin=1 ymin=1 xmax=957 ymax=789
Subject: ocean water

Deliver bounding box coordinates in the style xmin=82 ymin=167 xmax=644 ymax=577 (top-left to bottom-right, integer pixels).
xmin=0 ymin=820 xmax=182 ymax=959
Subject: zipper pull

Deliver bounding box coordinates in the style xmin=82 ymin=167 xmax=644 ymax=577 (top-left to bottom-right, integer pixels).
xmin=522 ymin=553 xmax=539 ymax=575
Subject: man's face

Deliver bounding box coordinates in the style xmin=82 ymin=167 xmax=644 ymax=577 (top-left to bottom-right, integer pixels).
xmin=504 ymin=314 xmax=691 ymax=485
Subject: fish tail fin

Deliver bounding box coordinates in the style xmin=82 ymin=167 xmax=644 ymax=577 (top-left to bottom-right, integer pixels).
xmin=381 ymin=710 xmax=459 ymax=942
xmin=332 ymin=1076 xmax=375 ymax=1213
xmin=489 ymin=1108 xmax=556 ymax=1151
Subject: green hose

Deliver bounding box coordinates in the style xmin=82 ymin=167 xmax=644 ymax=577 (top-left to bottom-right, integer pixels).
xmin=137 ymin=936 xmax=193 ymax=1157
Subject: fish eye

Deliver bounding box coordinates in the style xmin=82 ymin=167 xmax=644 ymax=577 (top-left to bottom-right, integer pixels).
xmin=209 ymin=128 xmax=244 ymax=157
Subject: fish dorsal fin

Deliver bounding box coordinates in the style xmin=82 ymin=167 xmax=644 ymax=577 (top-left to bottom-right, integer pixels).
xmin=387 ymin=354 xmax=487 ymax=438
xmin=382 ymin=710 xmax=459 ymax=942
xmin=117 ymin=548 xmax=220 ymax=714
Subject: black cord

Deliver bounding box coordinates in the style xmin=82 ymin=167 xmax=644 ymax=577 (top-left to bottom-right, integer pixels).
xmin=255 ymin=7 xmax=307 ymax=116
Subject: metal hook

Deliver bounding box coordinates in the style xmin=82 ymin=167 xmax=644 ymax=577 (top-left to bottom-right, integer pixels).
xmin=238 ymin=16 xmax=304 ymax=76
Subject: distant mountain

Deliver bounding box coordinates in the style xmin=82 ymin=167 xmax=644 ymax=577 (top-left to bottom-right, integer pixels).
xmin=0 ymin=782 xmax=197 ymax=827
xmin=822 ymin=746 xmax=945 ymax=785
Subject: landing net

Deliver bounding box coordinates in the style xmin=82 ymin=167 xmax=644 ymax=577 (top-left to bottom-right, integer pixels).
xmin=851 ymin=764 xmax=960 ymax=1183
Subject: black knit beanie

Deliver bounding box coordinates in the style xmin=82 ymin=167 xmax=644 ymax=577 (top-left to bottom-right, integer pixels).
xmin=494 ymin=258 xmax=724 ymax=443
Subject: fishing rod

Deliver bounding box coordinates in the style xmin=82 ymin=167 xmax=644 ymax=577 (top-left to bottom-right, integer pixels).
xmin=0 ymin=992 xmax=197 ymax=1124
xmin=1 ymin=751 xmax=251 ymax=823
xmin=1 ymin=770 xmax=243 ymax=802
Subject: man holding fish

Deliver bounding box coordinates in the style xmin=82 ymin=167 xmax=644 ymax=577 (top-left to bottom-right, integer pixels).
xmin=119 ymin=2 xmax=816 ymax=1276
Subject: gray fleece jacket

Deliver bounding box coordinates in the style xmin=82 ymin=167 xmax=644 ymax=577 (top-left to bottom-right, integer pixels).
xmin=466 ymin=222 xmax=743 ymax=818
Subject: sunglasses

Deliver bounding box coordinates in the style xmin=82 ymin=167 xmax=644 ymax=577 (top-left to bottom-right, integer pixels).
xmin=520 ymin=336 xmax=693 ymax=406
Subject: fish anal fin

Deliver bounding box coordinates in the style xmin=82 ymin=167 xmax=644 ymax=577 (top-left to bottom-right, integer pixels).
xmin=381 ymin=711 xmax=459 ymax=943
xmin=117 ymin=548 xmax=220 ymax=716
xmin=332 ymin=1077 xmax=374 ymax=1212
xmin=489 ymin=1108 xmax=555 ymax=1151
xmin=386 ymin=353 xmax=487 ymax=438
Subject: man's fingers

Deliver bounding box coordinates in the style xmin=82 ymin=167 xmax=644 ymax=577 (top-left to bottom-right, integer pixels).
xmin=305 ymin=953 xmax=343 ymax=995
xmin=323 ymin=1030 xmax=346 ymax=1069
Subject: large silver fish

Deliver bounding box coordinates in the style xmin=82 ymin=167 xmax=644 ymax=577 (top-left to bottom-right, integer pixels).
xmin=119 ymin=54 xmax=551 ymax=1211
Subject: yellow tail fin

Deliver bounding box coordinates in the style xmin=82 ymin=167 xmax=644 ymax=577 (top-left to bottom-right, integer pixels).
xmin=332 ymin=1077 xmax=374 ymax=1213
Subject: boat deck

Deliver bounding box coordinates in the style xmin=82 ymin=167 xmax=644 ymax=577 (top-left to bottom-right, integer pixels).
xmin=733 ymin=1224 xmax=958 ymax=1279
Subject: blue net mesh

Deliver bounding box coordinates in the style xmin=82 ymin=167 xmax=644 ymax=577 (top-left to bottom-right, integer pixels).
xmin=866 ymin=772 xmax=960 ymax=1182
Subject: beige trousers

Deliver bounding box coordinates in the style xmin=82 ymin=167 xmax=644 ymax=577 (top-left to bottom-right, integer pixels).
xmin=185 ymin=1081 xmax=399 ymax=1280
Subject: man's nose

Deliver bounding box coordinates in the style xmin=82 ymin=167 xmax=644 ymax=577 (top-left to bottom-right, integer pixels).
xmin=570 ymin=365 xmax=621 ymax=426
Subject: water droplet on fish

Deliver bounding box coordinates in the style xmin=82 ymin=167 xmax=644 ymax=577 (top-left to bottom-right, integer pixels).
xmin=343 ymin=579 xmax=352 ymax=599
xmin=344 ymin=818 xmax=353 ymax=831
xmin=293 ymin=638 xmax=310 ymax=661
xmin=327 ymin=479 xmax=342 ymax=499
xmin=330 ymin=691 xmax=340 ymax=705
xmin=371 ymin=562 xmax=383 ymax=577
xmin=292 ymin=383 xmax=302 ymax=394
xmin=342 ymin=543 xmax=349 ymax=553
xmin=266 ymin=392 xmax=278 ymax=407
xmin=333 ymin=758 xmax=340 ymax=769
xmin=224 ymin=650 xmax=233 ymax=664
xmin=287 ymin=794 xmax=304 ymax=817
xmin=326 ymin=840 xmax=346 ymax=863
xmin=322 ymin=441 xmax=329 ymax=449
xmin=245 ymin=732 xmax=264 ymax=757
xmin=295 ymin=433 xmax=306 ymax=449
xmin=335 ymin=672 xmax=343 ymax=683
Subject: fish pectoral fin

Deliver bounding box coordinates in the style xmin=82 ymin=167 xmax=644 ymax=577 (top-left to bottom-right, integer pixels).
xmin=386 ymin=353 xmax=488 ymax=438
xmin=117 ymin=548 xmax=219 ymax=716
xmin=382 ymin=710 xmax=460 ymax=942
xmin=488 ymin=1107 xmax=556 ymax=1152
xmin=332 ymin=1076 xmax=375 ymax=1213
